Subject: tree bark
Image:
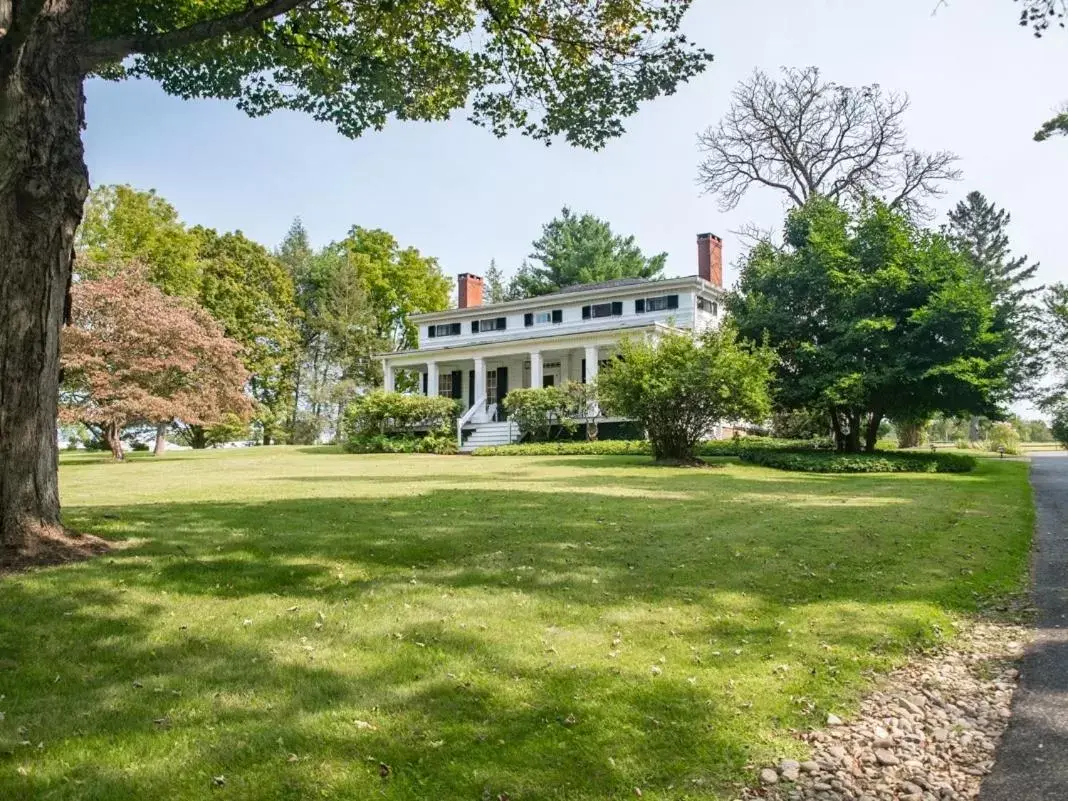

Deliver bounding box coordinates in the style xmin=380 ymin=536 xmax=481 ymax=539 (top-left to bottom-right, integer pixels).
xmin=104 ymin=422 xmax=124 ymax=461
xmin=0 ymin=1 xmax=90 ymax=563
xmin=154 ymin=422 xmax=168 ymax=456
xmin=864 ymin=410 xmax=883 ymax=453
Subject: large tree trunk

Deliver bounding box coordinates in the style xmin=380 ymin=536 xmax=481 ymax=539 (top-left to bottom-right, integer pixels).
xmin=154 ymin=422 xmax=168 ymax=456
xmin=0 ymin=1 xmax=90 ymax=563
xmin=104 ymin=422 xmax=124 ymax=462
xmin=864 ymin=410 xmax=883 ymax=453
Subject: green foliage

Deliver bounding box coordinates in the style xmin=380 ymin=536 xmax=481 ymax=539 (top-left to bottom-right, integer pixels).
xmin=510 ymin=207 xmax=667 ymax=298
xmin=344 ymin=430 xmax=457 ymax=455
xmin=944 ymin=191 xmax=1042 ymax=398
xmin=732 ymin=197 xmax=1012 ymax=453
xmin=87 ymin=1 xmax=710 ymax=150
xmin=343 ymin=391 xmax=458 ymax=441
xmin=739 ymin=449 xmax=977 ymax=474
xmin=1041 ymin=283 xmax=1068 ymax=411
xmin=77 ymin=184 xmax=201 ymax=297
xmin=1052 ymin=408 xmax=1068 ymax=449
xmin=769 ymin=408 xmax=829 ymax=439
xmin=1034 ymin=104 xmax=1068 ymax=142
xmin=987 ymin=422 xmax=1022 ymax=455
xmin=203 ymin=413 xmax=253 ymax=447
xmin=472 ymin=436 xmax=834 ymax=457
xmin=503 ymin=385 xmax=577 ymax=441
xmin=484 ymin=259 xmax=508 ymax=305
xmin=597 ymin=325 xmax=775 ymax=462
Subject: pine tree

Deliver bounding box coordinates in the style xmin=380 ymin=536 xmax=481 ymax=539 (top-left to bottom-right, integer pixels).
xmin=945 ymin=192 xmax=1043 ymax=401
xmin=484 ymin=260 xmax=508 ymax=305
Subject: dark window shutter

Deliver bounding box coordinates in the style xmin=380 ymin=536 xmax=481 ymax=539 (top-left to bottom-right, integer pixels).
xmin=422 ymin=372 xmax=428 ymax=395
xmin=451 ymin=370 xmax=463 ymax=399
xmin=635 ymin=299 xmax=645 ymax=314
xmin=611 ymin=301 xmax=623 ymax=316
xmin=496 ymin=316 xmax=506 ymax=330
xmin=582 ymin=305 xmax=591 ymax=319
xmin=471 ymin=320 xmax=479 ymax=334
xmin=524 ymin=312 xmax=534 ymax=327
xmin=468 ymin=370 xmax=475 ymax=405
xmin=552 ymin=309 xmax=563 ymax=324
xmin=581 ymin=359 xmax=586 ymax=383
xmin=667 ymin=294 xmax=679 ymax=309
xmin=427 ymin=326 xmax=436 ymax=338
xmin=497 ymin=367 xmax=508 ymax=401
xmin=451 ymin=323 xmax=461 ymax=336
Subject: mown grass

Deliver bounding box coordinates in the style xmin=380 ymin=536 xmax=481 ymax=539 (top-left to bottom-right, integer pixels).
xmin=0 ymin=448 xmax=1033 ymax=801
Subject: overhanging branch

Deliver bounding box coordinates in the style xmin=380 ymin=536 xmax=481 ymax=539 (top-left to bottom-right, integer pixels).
xmin=79 ymin=0 xmax=310 ymax=72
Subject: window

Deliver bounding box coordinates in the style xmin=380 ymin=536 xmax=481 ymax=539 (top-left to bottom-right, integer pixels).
xmin=582 ymin=301 xmax=623 ymax=319
xmin=524 ymin=309 xmax=564 ymax=327
xmin=486 ymin=370 xmax=497 ymax=403
xmin=636 ymin=294 xmax=679 ymax=314
xmin=697 ymin=297 xmax=718 ymax=316
xmin=438 ymin=373 xmax=453 ymax=397
xmin=428 ymin=322 xmax=461 ymax=338
xmin=472 ymin=316 xmax=507 ymax=333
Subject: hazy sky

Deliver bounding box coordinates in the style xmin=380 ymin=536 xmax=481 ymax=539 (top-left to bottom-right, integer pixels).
xmin=84 ymin=0 xmax=1066 ymax=293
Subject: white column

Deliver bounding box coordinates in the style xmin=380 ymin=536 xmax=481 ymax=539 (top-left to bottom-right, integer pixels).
xmin=426 ymin=361 xmax=439 ymax=396
xmin=584 ymin=345 xmax=599 ymax=384
xmin=383 ymin=361 xmax=395 ymax=392
xmin=560 ymin=353 xmax=571 ymax=386
xmin=530 ymin=350 xmax=543 ymax=388
xmin=474 ymin=357 xmax=487 ymax=407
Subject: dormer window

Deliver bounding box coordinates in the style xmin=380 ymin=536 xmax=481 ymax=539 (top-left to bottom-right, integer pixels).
xmin=472 ymin=317 xmax=507 ymax=333
xmin=427 ymin=322 xmax=461 ymax=338
xmin=582 ymin=301 xmax=623 ymax=319
xmin=524 ymin=309 xmax=564 ymax=327
xmin=635 ymin=294 xmax=679 ymax=314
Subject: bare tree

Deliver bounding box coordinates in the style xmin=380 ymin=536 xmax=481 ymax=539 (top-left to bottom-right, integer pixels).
xmin=696 ymin=67 xmax=961 ymax=220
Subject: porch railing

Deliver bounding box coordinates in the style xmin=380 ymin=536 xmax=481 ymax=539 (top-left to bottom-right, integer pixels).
xmin=456 ymin=395 xmax=486 ymax=449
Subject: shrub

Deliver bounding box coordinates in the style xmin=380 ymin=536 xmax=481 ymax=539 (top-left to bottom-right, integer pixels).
xmin=597 ymin=324 xmax=775 ymax=463
xmin=738 ymin=449 xmax=976 ymax=474
xmin=344 ymin=391 xmax=458 ymax=438
xmin=472 ymin=436 xmax=834 ymax=457
xmin=345 ymin=430 xmax=457 ymax=455
xmin=1053 ymin=407 xmax=1068 ymax=450
xmin=987 ymin=422 xmax=1022 ymax=455
xmin=503 ymin=386 xmax=576 ymax=442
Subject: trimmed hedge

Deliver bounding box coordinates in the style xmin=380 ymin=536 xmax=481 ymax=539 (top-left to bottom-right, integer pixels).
xmin=345 ymin=431 xmax=457 ymax=455
xmin=471 ymin=437 xmax=833 ymax=457
xmin=738 ymin=449 xmax=977 ymax=474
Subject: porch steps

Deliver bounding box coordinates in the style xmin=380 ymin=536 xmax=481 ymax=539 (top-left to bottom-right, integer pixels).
xmin=460 ymin=421 xmax=519 ymax=453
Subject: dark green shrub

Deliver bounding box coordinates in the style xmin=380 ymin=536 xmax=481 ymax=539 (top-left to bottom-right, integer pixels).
xmin=738 ymin=449 xmax=976 ymax=474
xmin=345 ymin=430 xmax=457 ymax=455
xmin=342 ymin=391 xmax=459 ymax=454
xmin=472 ymin=440 xmax=651 ymax=456
xmin=503 ymin=386 xmax=576 ymax=442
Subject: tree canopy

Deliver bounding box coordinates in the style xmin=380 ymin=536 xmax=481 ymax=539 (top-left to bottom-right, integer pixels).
xmin=696 ymin=67 xmax=960 ymax=221
xmin=61 ymin=271 xmax=251 ymax=460
xmin=730 ymin=197 xmax=1012 ymax=453
xmin=510 ymin=207 xmax=666 ymax=298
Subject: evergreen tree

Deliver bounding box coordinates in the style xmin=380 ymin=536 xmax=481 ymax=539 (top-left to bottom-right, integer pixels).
xmin=484 ymin=260 xmax=508 ymax=304
xmin=945 ymin=192 xmax=1043 ymax=400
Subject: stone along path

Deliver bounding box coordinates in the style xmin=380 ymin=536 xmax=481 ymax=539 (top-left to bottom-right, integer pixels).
xmin=979 ymin=452 xmax=1068 ymax=801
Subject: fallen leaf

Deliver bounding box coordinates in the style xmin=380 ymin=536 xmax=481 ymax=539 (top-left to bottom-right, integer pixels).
xmin=379 ymin=762 xmax=392 ymax=779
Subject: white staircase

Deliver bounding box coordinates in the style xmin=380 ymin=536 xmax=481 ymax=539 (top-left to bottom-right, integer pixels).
xmin=460 ymin=420 xmax=519 ymax=453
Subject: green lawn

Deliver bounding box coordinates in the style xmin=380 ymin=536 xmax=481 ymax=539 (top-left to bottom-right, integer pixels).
xmin=0 ymin=448 xmax=1033 ymax=801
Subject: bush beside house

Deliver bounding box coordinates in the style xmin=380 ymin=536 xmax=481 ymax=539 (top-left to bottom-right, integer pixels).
xmin=343 ymin=392 xmax=459 ymax=454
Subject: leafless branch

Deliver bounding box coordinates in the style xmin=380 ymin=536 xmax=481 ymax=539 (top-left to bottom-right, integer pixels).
xmin=80 ymin=0 xmax=311 ymax=72
xmin=696 ymin=66 xmax=961 ymax=220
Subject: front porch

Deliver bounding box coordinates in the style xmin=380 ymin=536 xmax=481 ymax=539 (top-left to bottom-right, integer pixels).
xmin=383 ymin=342 xmax=612 ymax=424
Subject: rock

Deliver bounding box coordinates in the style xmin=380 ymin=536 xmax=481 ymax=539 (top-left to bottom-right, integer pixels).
xmin=826 ymin=713 xmax=844 ymax=726
xmin=874 ymin=749 xmax=900 ymax=766
xmin=760 ymin=768 xmax=779 ymax=785
xmin=827 ymin=745 xmax=847 ymax=760
xmin=778 ymin=760 xmax=800 ymax=781
xmin=800 ymin=761 xmax=820 ymax=774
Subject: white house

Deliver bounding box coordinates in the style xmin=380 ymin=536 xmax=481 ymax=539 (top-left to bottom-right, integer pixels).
xmin=379 ymin=233 xmax=727 ymax=450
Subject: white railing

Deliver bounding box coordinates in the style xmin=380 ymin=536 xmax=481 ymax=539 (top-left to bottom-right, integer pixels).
xmin=456 ymin=396 xmax=486 ymax=449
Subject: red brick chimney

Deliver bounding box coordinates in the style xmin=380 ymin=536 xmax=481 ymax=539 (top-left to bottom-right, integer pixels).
xmin=697 ymin=233 xmax=723 ymax=287
xmin=457 ymin=273 xmax=484 ymax=309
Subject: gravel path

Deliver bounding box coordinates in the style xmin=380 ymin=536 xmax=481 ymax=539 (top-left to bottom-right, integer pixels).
xmin=743 ymin=622 xmax=1027 ymax=801
xmin=979 ymin=452 xmax=1068 ymax=801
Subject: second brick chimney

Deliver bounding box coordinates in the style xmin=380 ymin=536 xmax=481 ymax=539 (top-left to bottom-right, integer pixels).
xmin=457 ymin=273 xmax=484 ymax=309
xmin=697 ymin=233 xmax=723 ymax=287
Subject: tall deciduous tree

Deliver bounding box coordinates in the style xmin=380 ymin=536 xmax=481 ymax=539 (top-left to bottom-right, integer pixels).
xmin=511 ymin=207 xmax=666 ymax=298
xmin=0 ymin=1 xmax=709 ymax=559
xmin=193 ymin=227 xmax=301 ymax=445
xmin=77 ymin=184 xmax=201 ymax=296
xmin=944 ymin=191 xmax=1043 ymax=401
xmin=696 ymin=67 xmax=961 ymax=221
xmin=61 ymin=271 xmax=252 ymax=461
xmin=731 ymin=197 xmax=1011 ymax=453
